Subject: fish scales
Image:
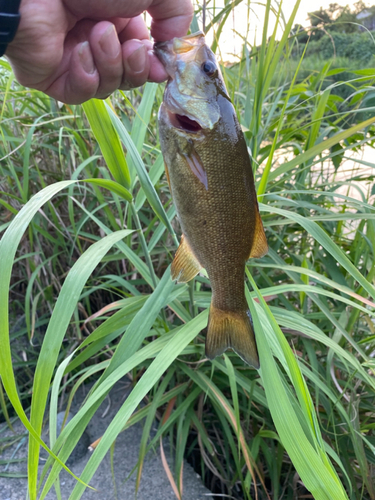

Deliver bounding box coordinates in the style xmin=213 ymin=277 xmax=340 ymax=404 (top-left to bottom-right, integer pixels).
xmin=155 ymin=32 xmax=268 ymax=368
xmin=161 ymin=98 xmax=256 ymax=311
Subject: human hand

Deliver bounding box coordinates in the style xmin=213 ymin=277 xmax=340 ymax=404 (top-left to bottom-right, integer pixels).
xmin=5 ymin=0 xmax=193 ymax=104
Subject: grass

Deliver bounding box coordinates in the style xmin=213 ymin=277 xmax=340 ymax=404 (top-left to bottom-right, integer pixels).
xmin=1 ymin=0 xmax=375 ymax=499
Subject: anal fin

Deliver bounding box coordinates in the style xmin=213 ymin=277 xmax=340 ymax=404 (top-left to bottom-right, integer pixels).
xmin=171 ymin=235 xmax=202 ymax=283
xmin=205 ymin=304 xmax=260 ymax=369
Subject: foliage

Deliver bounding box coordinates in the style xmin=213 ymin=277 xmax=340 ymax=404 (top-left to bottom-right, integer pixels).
xmin=293 ymin=2 xmax=375 ymax=66
xmin=305 ymin=31 xmax=375 ymax=62
xmin=308 ymin=4 xmax=359 ymax=37
xmin=1 ymin=1 xmax=375 ymax=499
xmin=307 ymin=1 xmax=374 ymax=39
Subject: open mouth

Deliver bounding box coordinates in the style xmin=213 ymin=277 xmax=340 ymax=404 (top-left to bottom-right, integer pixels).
xmin=168 ymin=111 xmax=202 ymax=132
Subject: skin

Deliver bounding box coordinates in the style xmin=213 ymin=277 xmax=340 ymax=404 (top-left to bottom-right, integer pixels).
xmin=155 ymin=34 xmax=268 ymax=367
xmin=5 ymin=0 xmax=194 ymax=104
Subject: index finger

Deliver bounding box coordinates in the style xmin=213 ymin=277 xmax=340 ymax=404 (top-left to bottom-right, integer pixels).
xmin=148 ymin=0 xmax=194 ymax=41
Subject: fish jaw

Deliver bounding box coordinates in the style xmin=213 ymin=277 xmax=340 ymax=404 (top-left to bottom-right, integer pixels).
xmin=154 ymin=31 xmax=225 ymax=131
xmin=154 ymin=32 xmax=206 ymax=78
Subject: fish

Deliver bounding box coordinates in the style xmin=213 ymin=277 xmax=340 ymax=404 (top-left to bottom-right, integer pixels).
xmin=154 ymin=32 xmax=268 ymax=368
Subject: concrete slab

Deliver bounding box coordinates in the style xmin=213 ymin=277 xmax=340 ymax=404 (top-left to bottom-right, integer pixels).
xmin=0 ymin=379 xmax=212 ymax=499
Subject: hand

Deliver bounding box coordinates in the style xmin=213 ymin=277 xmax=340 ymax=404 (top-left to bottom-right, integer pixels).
xmin=5 ymin=0 xmax=193 ymax=104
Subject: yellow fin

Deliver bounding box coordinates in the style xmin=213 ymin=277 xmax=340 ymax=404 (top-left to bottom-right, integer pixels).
xmin=249 ymin=210 xmax=268 ymax=259
xmin=205 ymin=304 xmax=260 ymax=369
xmin=171 ymin=235 xmax=202 ymax=283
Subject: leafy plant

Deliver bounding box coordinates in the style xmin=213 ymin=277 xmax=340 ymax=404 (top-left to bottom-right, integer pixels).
xmin=1 ymin=1 xmax=375 ymax=499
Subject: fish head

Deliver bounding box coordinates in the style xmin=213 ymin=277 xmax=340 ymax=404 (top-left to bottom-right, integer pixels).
xmin=154 ymin=32 xmax=228 ymax=133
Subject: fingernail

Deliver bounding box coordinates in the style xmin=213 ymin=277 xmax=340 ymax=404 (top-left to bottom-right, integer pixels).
xmin=127 ymin=44 xmax=147 ymax=74
xmin=79 ymin=42 xmax=96 ymax=74
xmin=99 ymin=24 xmax=120 ymax=58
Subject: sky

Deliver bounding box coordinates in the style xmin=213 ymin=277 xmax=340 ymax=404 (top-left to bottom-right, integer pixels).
xmin=201 ymin=0 xmax=366 ymax=59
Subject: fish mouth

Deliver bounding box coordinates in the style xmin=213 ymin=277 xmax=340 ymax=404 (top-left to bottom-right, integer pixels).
xmin=154 ymin=32 xmax=205 ymax=77
xmin=154 ymin=32 xmax=205 ymax=56
xmin=167 ymin=110 xmax=202 ymax=133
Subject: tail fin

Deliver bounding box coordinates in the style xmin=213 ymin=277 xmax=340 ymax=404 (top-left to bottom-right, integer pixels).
xmin=205 ymin=304 xmax=260 ymax=369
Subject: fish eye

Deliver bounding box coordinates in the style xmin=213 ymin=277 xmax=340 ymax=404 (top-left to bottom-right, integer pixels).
xmin=201 ymin=60 xmax=217 ymax=77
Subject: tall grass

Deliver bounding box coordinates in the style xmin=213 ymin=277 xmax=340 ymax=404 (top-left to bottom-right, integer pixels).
xmin=1 ymin=1 xmax=375 ymax=499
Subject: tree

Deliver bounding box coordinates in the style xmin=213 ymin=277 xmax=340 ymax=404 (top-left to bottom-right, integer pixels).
xmin=308 ymin=7 xmax=332 ymax=27
xmin=353 ymin=1 xmax=368 ymax=14
xmin=292 ymin=24 xmax=309 ymax=44
xmin=308 ymin=3 xmax=366 ymax=35
xmin=332 ymin=5 xmax=358 ymax=33
xmin=307 ymin=8 xmax=331 ymax=40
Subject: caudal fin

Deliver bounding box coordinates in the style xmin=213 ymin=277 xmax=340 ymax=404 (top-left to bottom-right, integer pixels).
xmin=205 ymin=304 xmax=260 ymax=369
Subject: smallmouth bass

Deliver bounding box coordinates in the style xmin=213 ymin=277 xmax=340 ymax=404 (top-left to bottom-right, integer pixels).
xmin=155 ymin=32 xmax=268 ymax=368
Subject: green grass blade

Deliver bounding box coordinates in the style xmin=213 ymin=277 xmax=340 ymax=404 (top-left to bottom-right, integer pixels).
xmin=67 ymin=312 xmax=208 ymax=499
xmin=247 ymin=275 xmax=349 ymax=500
xmin=128 ymin=83 xmax=157 ymax=183
xmin=97 ymin=266 xmax=181 ymax=382
xmin=260 ymin=203 xmax=375 ymax=301
xmin=28 ymin=228 xmax=132 ymax=497
xmin=136 ymin=368 xmax=175 ymax=491
xmin=82 ymin=99 xmax=130 ymax=189
xmin=258 ymin=38 xmax=308 ymax=198
xmin=268 ymin=115 xmax=375 ymax=182
xmin=105 ymin=103 xmax=178 ymax=246
xmin=0 ymin=181 xmax=97 ymax=499
xmin=82 ymin=179 xmax=132 ymax=202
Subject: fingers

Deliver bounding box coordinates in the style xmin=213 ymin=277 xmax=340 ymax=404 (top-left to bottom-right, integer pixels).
xmin=62 ymin=21 xmax=126 ymax=102
xmin=148 ymin=0 xmax=194 ymax=41
xmin=89 ymin=22 xmax=123 ymax=98
xmin=42 ymin=19 xmax=140 ymax=103
xmin=64 ymin=0 xmax=194 ymax=43
xmin=51 ymin=36 xmax=165 ymax=102
xmin=45 ymin=41 xmax=100 ymax=104
xmin=121 ymin=39 xmax=150 ymax=89
xmin=120 ymin=39 xmax=167 ymax=89
xmin=42 ymin=27 xmax=165 ymax=103
xmin=148 ymin=50 xmax=169 ymax=83
xmin=64 ymin=0 xmax=152 ymax=20
xmin=8 ymin=0 xmax=194 ymax=103
xmin=118 ymin=16 xmax=167 ymax=88
xmin=8 ymin=0 xmax=193 ymax=103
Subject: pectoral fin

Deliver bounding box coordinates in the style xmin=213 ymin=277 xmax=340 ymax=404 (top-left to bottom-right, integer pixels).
xmin=249 ymin=211 xmax=268 ymax=259
xmin=164 ymin=162 xmax=172 ymax=193
xmin=182 ymin=149 xmax=208 ymax=190
xmin=171 ymin=235 xmax=202 ymax=283
xmin=205 ymin=304 xmax=260 ymax=369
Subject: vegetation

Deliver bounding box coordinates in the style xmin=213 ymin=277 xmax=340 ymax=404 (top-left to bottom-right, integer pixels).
xmin=293 ymin=2 xmax=375 ymax=62
xmin=291 ymin=2 xmax=375 ymax=103
xmin=304 ymin=30 xmax=375 ymax=62
xmin=1 ymin=1 xmax=375 ymax=499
